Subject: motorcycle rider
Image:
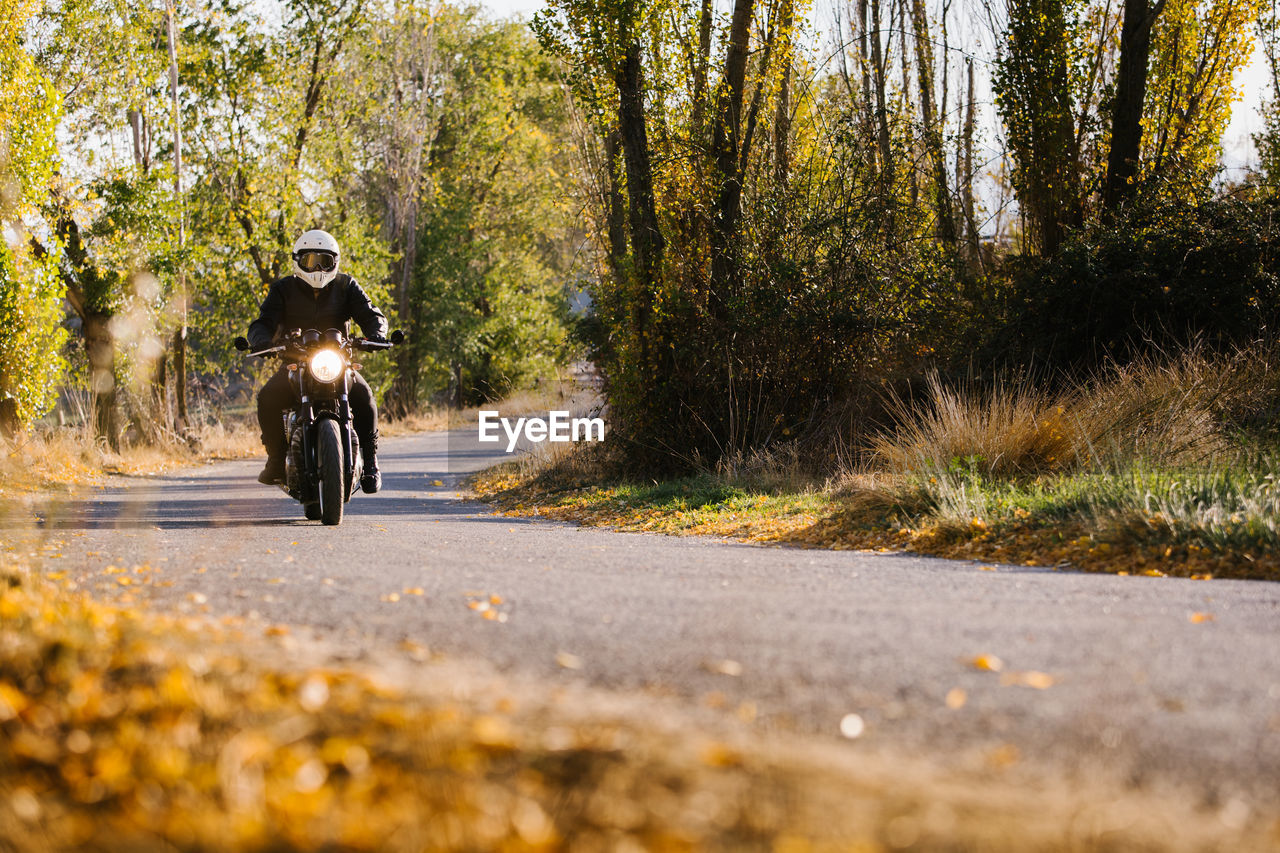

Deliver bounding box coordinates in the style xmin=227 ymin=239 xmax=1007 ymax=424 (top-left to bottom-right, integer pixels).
xmin=247 ymin=229 xmax=388 ymax=493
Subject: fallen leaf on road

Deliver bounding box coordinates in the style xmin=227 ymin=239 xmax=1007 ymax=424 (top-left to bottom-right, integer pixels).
xmin=1000 ymin=670 xmax=1056 ymax=689
xmin=403 ymin=587 xmax=424 ymax=596
xmin=399 ymin=640 xmax=429 ymax=661
xmin=969 ymin=654 xmax=1004 ymax=672
xmin=700 ymin=742 xmax=742 ymax=767
xmin=432 ymin=480 xmax=443 ymax=486
xmin=1188 ymin=611 xmax=1215 ymax=624
xmin=945 ymin=687 xmax=967 ymax=709
xmin=555 ymin=652 xmax=582 ymax=670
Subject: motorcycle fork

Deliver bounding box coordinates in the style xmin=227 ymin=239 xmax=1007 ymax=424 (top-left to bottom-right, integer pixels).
xmin=293 ymin=369 xmax=318 ymax=494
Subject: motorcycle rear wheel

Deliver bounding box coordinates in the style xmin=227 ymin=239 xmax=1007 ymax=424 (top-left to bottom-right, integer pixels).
xmin=316 ymin=419 xmax=344 ymax=526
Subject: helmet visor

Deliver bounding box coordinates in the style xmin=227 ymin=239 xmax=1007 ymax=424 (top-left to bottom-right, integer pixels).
xmin=295 ymin=250 xmax=337 ymax=273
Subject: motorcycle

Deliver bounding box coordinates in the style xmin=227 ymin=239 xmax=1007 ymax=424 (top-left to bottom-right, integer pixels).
xmin=234 ymin=327 xmax=404 ymax=526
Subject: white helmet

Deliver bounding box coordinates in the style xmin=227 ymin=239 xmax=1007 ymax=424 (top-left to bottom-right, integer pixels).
xmin=292 ymin=229 xmax=341 ymax=289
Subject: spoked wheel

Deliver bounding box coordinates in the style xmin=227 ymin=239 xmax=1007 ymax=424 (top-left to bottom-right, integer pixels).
xmin=316 ymin=419 xmax=344 ymax=526
xmin=303 ymin=502 xmax=322 ymax=521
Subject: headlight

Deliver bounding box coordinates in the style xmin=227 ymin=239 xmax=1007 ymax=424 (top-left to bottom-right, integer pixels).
xmin=309 ymin=349 xmax=345 ymax=383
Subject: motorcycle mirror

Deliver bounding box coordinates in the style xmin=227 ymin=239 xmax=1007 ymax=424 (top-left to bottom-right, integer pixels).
xmin=389 ymin=330 xmax=405 ymax=345
xmin=233 ymin=337 xmax=249 ymax=352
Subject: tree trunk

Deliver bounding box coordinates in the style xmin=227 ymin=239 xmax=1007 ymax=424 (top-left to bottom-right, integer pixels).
xmin=604 ymin=128 xmax=629 ymax=280
xmin=774 ymin=0 xmax=795 ymax=186
xmin=0 ymin=398 xmax=19 ymax=440
xmin=614 ymin=38 xmax=665 ymax=365
xmin=690 ymin=0 xmax=714 ymax=136
xmin=707 ymin=0 xmax=755 ymax=318
xmin=1104 ymin=0 xmax=1166 ymax=210
xmin=909 ymin=0 xmax=957 ymax=245
xmin=165 ymin=0 xmax=187 ymax=431
xmin=388 ymin=204 xmax=419 ymax=418
xmin=84 ymin=313 xmax=120 ymax=451
xmin=962 ymin=58 xmax=981 ymax=272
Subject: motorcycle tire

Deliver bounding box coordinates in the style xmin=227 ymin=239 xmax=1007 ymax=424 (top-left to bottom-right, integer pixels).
xmin=304 ymin=502 xmax=322 ymax=521
xmin=316 ymin=419 xmax=344 ymax=526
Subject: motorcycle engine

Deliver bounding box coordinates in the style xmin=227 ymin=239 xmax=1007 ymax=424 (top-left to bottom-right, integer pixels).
xmin=286 ymin=414 xmax=304 ymax=496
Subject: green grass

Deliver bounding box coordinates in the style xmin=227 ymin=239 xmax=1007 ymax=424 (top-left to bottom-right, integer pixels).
xmin=477 ymin=449 xmax=1280 ymax=579
xmin=895 ymin=453 xmax=1280 ymax=552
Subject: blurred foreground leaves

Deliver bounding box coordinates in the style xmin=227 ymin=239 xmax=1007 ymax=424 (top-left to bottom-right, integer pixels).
xmin=3 ymin=556 xmax=1278 ymax=852
xmin=1 ymin=559 xmax=829 ymax=851
xmin=0 ymin=558 xmax=945 ymax=853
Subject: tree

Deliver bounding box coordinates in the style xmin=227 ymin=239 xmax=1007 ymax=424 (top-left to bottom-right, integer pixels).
xmin=1103 ymin=0 xmax=1166 ymax=210
xmin=994 ymin=0 xmax=1085 ymax=256
xmin=0 ymin=0 xmax=65 ymax=434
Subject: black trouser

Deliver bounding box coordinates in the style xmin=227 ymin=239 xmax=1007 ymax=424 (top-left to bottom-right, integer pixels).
xmin=257 ymin=367 xmax=377 ymax=458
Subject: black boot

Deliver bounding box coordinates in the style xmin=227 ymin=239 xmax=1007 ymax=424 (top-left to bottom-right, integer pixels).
xmin=258 ymin=453 xmax=286 ymax=485
xmin=358 ymin=428 xmax=381 ymax=493
xmin=257 ymin=432 xmax=287 ymax=485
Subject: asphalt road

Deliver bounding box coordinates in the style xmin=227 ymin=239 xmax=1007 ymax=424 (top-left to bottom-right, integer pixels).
xmin=14 ymin=429 xmax=1280 ymax=811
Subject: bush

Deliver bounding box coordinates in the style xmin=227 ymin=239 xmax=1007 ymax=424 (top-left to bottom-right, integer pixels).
xmin=983 ymin=196 xmax=1280 ymax=374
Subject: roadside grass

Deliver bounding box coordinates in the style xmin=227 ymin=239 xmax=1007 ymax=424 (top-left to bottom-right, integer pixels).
xmin=475 ymin=449 xmax=1280 ymax=581
xmin=3 ymin=555 xmax=1276 ymax=852
xmin=0 ymin=417 xmax=264 ymax=496
xmin=473 ymin=346 xmax=1280 ymax=581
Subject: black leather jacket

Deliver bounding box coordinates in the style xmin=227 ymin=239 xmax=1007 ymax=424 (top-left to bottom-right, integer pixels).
xmin=247 ymin=273 xmax=388 ymax=351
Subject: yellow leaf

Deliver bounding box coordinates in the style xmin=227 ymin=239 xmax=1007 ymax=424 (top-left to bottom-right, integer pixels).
xmin=945 ymin=687 xmax=967 ymax=709
xmin=1188 ymin=611 xmax=1215 ymax=624
xmin=970 ymin=654 xmax=1004 ymax=672
xmin=700 ymin=741 xmax=742 ymax=766
xmin=0 ymin=682 xmax=29 ymax=721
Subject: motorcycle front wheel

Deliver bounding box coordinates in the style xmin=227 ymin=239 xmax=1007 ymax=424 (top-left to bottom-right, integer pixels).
xmin=316 ymin=419 xmax=344 ymax=526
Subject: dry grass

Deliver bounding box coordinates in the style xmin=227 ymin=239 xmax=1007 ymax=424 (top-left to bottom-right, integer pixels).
xmin=379 ymin=408 xmax=450 ymax=436
xmin=382 ymin=381 xmax=603 ymax=437
xmin=0 ymin=417 xmax=264 ymax=496
xmin=870 ymin=349 xmax=1236 ymax=482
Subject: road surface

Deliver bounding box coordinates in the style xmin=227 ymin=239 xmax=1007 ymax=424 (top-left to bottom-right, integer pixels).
xmin=12 ymin=429 xmax=1280 ymax=812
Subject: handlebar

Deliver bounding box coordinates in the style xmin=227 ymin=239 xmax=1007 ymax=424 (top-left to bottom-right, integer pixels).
xmin=233 ymin=329 xmax=403 ymax=357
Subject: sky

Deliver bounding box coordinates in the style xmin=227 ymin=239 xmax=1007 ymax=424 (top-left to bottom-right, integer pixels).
xmin=476 ymin=0 xmax=1273 ymax=177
